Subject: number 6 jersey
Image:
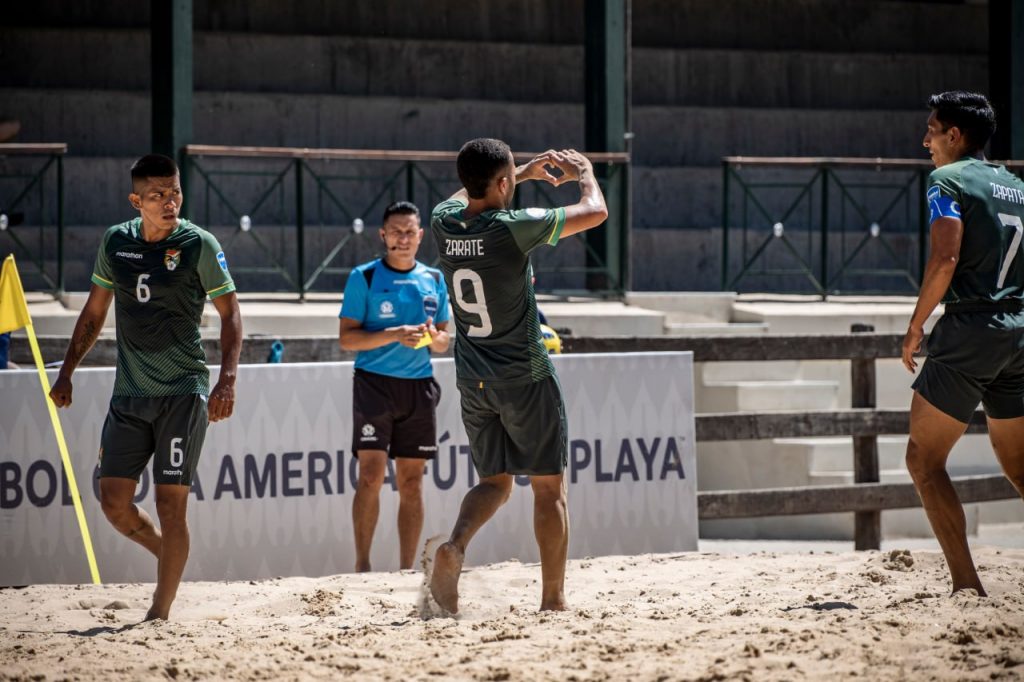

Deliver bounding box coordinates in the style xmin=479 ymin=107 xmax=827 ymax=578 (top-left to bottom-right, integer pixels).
xmin=927 ymin=157 xmax=1024 ymax=303
xmin=91 ymin=217 xmax=235 ymax=397
xmin=431 ymin=198 xmax=566 ymax=389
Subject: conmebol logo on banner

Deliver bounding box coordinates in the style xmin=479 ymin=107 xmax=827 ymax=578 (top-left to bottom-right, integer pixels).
xmin=0 ymin=354 xmax=697 ymax=585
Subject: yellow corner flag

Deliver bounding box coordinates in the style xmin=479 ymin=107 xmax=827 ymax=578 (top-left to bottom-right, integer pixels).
xmin=1 ymin=255 xmax=102 ymax=584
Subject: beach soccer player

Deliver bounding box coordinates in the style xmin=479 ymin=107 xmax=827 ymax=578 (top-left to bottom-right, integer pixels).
xmin=902 ymin=91 xmax=1024 ymax=595
xmin=49 ymin=154 xmax=242 ymax=620
xmin=428 ymin=139 xmax=608 ymax=612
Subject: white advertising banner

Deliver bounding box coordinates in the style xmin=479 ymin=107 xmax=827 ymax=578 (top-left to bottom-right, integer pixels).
xmin=0 ymin=353 xmax=696 ymax=585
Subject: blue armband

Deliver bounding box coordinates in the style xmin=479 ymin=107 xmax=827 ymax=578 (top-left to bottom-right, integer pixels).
xmin=927 ymin=185 xmax=961 ymax=223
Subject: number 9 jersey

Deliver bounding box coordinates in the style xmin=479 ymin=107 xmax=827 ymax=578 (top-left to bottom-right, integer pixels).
xmin=430 ymin=198 xmax=566 ymax=389
xmin=927 ymin=157 xmax=1024 ymax=303
xmin=91 ymin=217 xmax=235 ymax=397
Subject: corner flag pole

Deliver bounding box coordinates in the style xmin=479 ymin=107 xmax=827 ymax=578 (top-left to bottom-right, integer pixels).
xmin=0 ymin=255 xmax=101 ymax=584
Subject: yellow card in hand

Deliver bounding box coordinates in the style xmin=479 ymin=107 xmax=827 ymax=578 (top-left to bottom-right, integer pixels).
xmin=413 ymin=330 xmax=432 ymax=349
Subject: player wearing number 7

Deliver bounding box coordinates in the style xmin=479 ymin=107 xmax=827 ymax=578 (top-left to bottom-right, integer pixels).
xmin=49 ymin=154 xmax=242 ymax=620
xmin=427 ymin=139 xmax=607 ymax=613
xmin=902 ymin=92 xmax=1024 ymax=596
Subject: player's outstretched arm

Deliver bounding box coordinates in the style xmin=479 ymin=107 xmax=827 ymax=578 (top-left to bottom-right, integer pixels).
xmin=902 ymin=216 xmax=963 ymax=373
xmin=49 ymin=284 xmax=113 ymax=407
xmin=548 ymin=150 xmax=608 ymax=238
xmin=209 ymin=292 xmax=242 ymax=422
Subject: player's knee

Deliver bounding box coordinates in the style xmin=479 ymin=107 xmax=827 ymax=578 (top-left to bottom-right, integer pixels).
xmin=905 ymin=441 xmax=943 ymax=482
xmin=357 ymin=465 xmax=386 ymax=491
xmin=483 ymin=476 xmax=514 ymax=504
xmin=397 ymin=474 xmax=423 ymax=498
xmin=154 ymin=494 xmax=188 ymax=525
xmin=100 ymin=495 xmax=131 ymax=526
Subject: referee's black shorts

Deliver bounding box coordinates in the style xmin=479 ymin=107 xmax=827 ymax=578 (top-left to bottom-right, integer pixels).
xmin=351 ymin=369 xmax=441 ymax=459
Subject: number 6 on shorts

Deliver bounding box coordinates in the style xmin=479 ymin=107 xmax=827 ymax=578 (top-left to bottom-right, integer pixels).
xmin=170 ymin=437 xmax=184 ymax=468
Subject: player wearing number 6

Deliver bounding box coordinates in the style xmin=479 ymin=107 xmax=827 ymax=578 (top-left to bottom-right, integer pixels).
xmin=902 ymin=92 xmax=1024 ymax=596
xmin=427 ymin=139 xmax=607 ymax=613
xmin=49 ymin=154 xmax=242 ymax=620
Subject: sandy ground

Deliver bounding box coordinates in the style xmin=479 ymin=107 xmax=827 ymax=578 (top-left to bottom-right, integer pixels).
xmin=2 ymin=543 xmax=1023 ymax=682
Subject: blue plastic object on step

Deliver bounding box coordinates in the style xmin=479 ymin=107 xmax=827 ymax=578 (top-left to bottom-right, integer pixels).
xmin=267 ymin=340 xmax=284 ymax=363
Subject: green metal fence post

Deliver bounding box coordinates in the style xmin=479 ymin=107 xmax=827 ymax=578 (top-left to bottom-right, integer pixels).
xmin=820 ymin=167 xmax=829 ymax=297
xmin=295 ymin=159 xmax=305 ymax=299
xmin=151 ymin=0 xmax=193 ymax=172
xmin=56 ymin=153 xmax=64 ymax=296
xmin=406 ymin=161 xmax=415 ymax=207
xmin=721 ymin=161 xmax=730 ymax=291
xmin=990 ymin=0 xmax=1024 ymax=159
xmin=585 ymin=0 xmax=629 ymax=294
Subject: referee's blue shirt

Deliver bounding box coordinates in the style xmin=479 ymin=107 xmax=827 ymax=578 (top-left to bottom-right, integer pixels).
xmin=340 ymin=259 xmax=449 ymax=379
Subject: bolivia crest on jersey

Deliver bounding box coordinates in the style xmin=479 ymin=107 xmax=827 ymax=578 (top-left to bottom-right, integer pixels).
xmin=164 ymin=248 xmax=181 ymax=271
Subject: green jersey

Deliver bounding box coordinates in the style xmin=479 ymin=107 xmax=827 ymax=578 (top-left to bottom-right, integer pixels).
xmin=91 ymin=218 xmax=235 ymax=397
xmin=431 ymin=198 xmax=566 ymax=388
xmin=927 ymin=157 xmax=1024 ymax=303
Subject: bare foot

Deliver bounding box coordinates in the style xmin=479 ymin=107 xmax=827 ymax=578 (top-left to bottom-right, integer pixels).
xmin=144 ymin=606 xmax=168 ymax=621
xmin=355 ymin=561 xmax=371 ymax=573
xmin=540 ymin=599 xmax=568 ymax=611
xmin=429 ymin=542 xmax=464 ymax=614
xmin=951 ymin=585 xmax=987 ymax=597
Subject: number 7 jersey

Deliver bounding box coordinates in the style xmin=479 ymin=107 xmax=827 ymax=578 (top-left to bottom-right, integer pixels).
xmin=91 ymin=217 xmax=235 ymax=397
xmin=431 ymin=198 xmax=566 ymax=388
xmin=927 ymin=157 xmax=1024 ymax=303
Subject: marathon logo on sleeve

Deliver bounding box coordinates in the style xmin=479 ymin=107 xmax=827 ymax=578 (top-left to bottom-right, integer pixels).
xmin=216 ymin=251 xmax=229 ymax=271
xmin=928 ymin=185 xmax=961 ymax=223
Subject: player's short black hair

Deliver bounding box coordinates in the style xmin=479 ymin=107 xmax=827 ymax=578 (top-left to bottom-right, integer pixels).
xmin=457 ymin=138 xmax=513 ymax=199
xmin=928 ymin=91 xmax=997 ymax=153
xmin=382 ymin=200 xmax=420 ymax=224
xmin=130 ymin=154 xmax=179 ymax=191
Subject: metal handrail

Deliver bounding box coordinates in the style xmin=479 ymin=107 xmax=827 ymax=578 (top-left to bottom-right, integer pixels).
xmin=721 ymin=156 xmax=1024 ymax=297
xmin=184 ymin=145 xmax=630 ymax=297
xmin=0 ymin=143 xmax=67 ymax=293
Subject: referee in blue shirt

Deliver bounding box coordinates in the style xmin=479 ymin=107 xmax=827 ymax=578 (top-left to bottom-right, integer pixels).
xmin=339 ymin=201 xmax=451 ymax=572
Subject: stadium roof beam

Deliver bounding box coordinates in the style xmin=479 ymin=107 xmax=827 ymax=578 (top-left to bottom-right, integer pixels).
xmin=584 ymin=0 xmax=631 ymax=294
xmin=151 ymin=0 xmax=193 ymax=170
xmin=990 ymin=0 xmax=1024 ymax=159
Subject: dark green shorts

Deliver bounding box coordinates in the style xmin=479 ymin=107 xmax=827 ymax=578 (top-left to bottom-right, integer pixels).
xmin=99 ymin=394 xmax=209 ymax=485
xmin=458 ymin=375 xmax=568 ymax=478
xmin=913 ymin=311 xmax=1024 ymax=422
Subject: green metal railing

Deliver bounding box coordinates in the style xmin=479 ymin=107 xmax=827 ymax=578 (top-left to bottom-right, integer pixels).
xmin=184 ymin=145 xmax=630 ymax=297
xmin=721 ymin=156 xmax=1024 ymax=296
xmin=0 ymin=144 xmax=66 ymax=293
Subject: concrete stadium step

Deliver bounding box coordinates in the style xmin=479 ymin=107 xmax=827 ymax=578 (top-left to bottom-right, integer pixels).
xmin=773 ymin=436 xmax=909 ymax=474
xmin=0 ymin=28 xmax=985 ymax=110
xmin=8 ymin=0 xmax=987 ymax=53
xmin=664 ymin=321 xmax=769 ymax=336
xmin=539 ymin=301 xmax=666 ymax=337
xmin=696 ymin=379 xmax=839 ymax=413
xmin=624 ymin=291 xmax=735 ymax=323
xmin=4 ymin=88 xmax=933 ymax=164
xmin=731 ymin=299 xmax=936 ymax=335
xmin=699 ymin=360 xmax=803 ymax=384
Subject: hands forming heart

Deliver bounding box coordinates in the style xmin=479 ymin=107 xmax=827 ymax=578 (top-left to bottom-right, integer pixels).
xmin=520 ymin=149 xmax=595 ymax=186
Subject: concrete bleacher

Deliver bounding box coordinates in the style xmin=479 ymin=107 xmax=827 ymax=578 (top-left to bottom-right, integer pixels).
xmin=1 ymin=0 xmax=989 ymax=291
